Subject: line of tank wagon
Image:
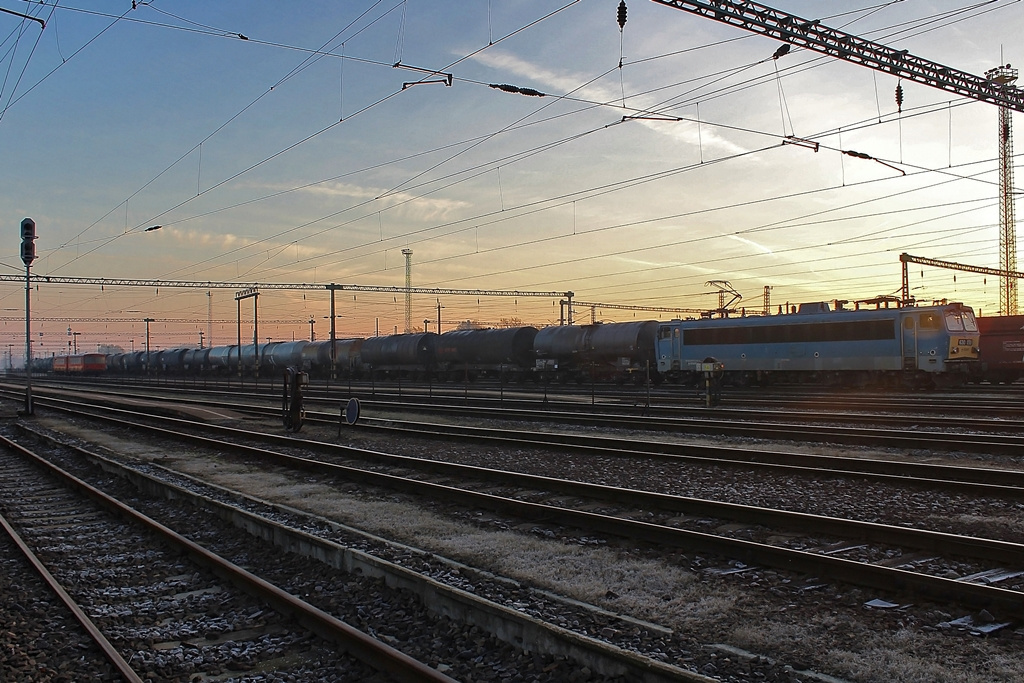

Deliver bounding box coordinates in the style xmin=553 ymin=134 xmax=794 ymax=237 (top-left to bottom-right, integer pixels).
xmin=39 ymin=301 xmax=1022 ymax=386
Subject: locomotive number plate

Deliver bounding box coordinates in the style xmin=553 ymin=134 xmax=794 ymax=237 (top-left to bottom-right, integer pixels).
xmin=957 ymin=339 xmax=973 ymax=346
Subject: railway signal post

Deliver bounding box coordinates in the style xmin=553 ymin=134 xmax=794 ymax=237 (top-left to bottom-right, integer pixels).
xmin=282 ymin=366 xmax=308 ymax=432
xmin=20 ymin=218 xmax=36 ymax=416
xmin=696 ymin=357 xmax=724 ymax=408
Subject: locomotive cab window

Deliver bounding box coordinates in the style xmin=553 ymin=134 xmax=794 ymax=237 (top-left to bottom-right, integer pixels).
xmin=942 ymin=311 xmax=964 ymax=331
xmin=945 ymin=310 xmax=977 ymax=332
xmin=919 ymin=313 xmax=941 ymax=330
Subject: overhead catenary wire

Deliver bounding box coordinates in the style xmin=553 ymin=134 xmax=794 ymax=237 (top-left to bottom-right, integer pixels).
xmin=8 ymin=1 xmax=1015 ymax=321
xmin=48 ymin=0 xmax=403 ymax=267
xmin=404 ymin=156 xmax=1014 ymax=291
xmin=39 ymin=0 xmax=999 ymax=282
xmin=153 ymin=58 xmax=997 ymax=286
xmin=228 ymin=99 xmax=1013 ymax=286
xmin=45 ymin=1 xmax=582 ymax=280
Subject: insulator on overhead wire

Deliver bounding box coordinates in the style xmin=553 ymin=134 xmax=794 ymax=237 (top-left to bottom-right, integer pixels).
xmin=489 ymin=83 xmax=546 ymax=97
xmin=843 ymin=149 xmax=872 ymax=160
xmin=895 ymin=82 xmax=904 ymax=112
xmin=772 ymin=44 xmax=790 ymax=60
xmin=617 ymin=1 xmax=627 ymax=30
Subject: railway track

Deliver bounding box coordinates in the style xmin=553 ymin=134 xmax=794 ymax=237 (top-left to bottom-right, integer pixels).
xmin=3 ymin=412 xmax=731 ymax=683
xmin=19 ymin=388 xmax=1024 ymax=624
xmin=21 ymin=374 xmax=1024 ymax=423
xmin=0 ymin=431 xmax=456 ymax=682
xmin=11 ymin=380 xmax=1024 ymax=455
xmin=13 ymin=382 xmax=1024 ymax=498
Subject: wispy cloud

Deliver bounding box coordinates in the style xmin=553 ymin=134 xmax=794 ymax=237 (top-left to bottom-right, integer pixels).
xmin=728 ymin=234 xmax=774 ymax=255
xmin=282 ymin=181 xmax=470 ymax=221
xmin=167 ymin=226 xmax=322 ymax=260
xmin=472 ymin=50 xmax=746 ymax=154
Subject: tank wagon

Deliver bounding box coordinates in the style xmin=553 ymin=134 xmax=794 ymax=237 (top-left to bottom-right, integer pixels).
xmin=434 ymin=326 xmax=538 ymax=381
xmin=121 ymin=351 xmax=146 ymax=373
xmin=301 ymin=338 xmax=365 ymax=377
xmin=534 ymin=321 xmax=660 ymax=383
xmin=155 ymin=348 xmax=188 ymax=374
xmin=360 ymin=332 xmax=437 ymax=378
xmin=263 ymin=341 xmax=308 ymax=372
xmin=656 ymin=301 xmax=979 ymax=387
xmin=206 ymin=345 xmax=236 ymax=374
xmin=183 ymin=347 xmax=211 ymax=373
xmin=974 ymin=314 xmax=1024 ymax=384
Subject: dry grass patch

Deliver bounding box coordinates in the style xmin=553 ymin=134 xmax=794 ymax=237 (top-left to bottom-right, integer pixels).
xmin=733 ymin=619 xmax=1024 ymax=683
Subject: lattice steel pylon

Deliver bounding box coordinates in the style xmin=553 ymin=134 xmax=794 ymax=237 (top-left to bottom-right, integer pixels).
xmin=402 ymin=248 xmax=413 ymax=333
xmin=987 ymin=65 xmax=1019 ymax=315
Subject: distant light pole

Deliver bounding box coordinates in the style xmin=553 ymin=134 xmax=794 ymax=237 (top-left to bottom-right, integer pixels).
xmin=323 ymin=312 xmax=341 ymax=379
xmin=436 ymin=298 xmax=444 ymax=334
xmin=308 ymin=317 xmax=315 ymax=342
xmin=144 ymin=318 xmax=154 ymax=374
xmin=72 ymin=331 xmax=80 ymax=354
xmin=130 ymin=338 xmax=135 ymax=352
xmin=327 ymin=284 xmax=339 ymax=379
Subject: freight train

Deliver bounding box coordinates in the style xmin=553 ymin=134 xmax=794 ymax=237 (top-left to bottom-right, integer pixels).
xmin=33 ymin=301 xmax=992 ymax=387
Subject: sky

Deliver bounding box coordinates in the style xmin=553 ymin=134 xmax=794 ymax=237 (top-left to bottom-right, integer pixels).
xmin=1 ymin=0 xmax=1022 ymax=360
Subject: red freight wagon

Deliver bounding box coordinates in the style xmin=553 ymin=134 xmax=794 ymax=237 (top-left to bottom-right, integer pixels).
xmin=977 ymin=315 xmax=1024 ymax=384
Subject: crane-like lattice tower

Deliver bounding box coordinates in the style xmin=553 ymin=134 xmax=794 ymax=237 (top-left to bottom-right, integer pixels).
xmin=986 ymin=64 xmax=1018 ymax=315
xmin=402 ymin=249 xmax=413 ymax=333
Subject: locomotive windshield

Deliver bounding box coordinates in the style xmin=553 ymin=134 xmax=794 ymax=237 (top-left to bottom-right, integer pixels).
xmin=944 ymin=309 xmax=978 ymax=332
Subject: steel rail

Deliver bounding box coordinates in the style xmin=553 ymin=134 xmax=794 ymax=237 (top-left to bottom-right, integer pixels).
xmin=14 ymin=422 xmax=714 ymax=683
xmin=8 ymin=383 xmax=1024 ymax=491
xmin=25 ymin=394 xmax=1024 ymax=617
xmin=18 ymin=375 xmax=1024 ymax=430
xmin=321 ymin=392 xmax=1024 ymax=435
xmin=0 ymin=510 xmax=145 ymax=683
xmin=312 ymin=395 xmax=1024 ymax=455
xmin=12 ymin=380 xmax=1024 ymax=454
xmin=323 ymin=414 xmax=1024 ymax=492
xmin=298 ymin=382 xmax=1024 ymax=429
xmin=0 ymin=434 xmax=458 ymax=683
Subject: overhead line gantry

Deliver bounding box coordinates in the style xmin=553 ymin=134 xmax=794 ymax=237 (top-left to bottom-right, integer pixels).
xmin=650 ymin=0 xmax=1024 ymax=112
xmin=900 ymin=253 xmax=1024 ymax=307
xmin=0 ymin=274 xmax=572 ymax=301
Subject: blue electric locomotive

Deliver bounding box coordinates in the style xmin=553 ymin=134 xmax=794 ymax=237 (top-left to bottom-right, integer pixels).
xmin=656 ymin=301 xmax=979 ymax=387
